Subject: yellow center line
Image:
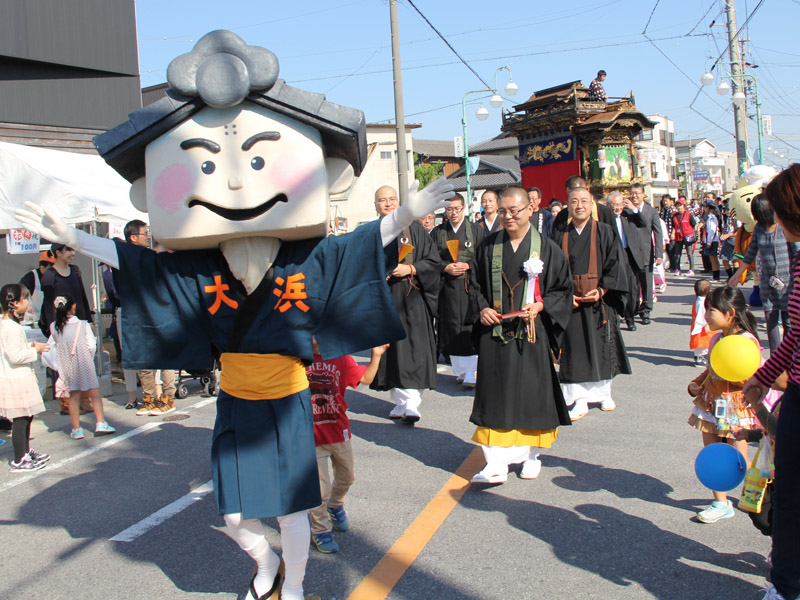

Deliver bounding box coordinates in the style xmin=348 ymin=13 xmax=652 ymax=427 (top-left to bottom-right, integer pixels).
xmin=346 ymin=446 xmax=484 ymax=600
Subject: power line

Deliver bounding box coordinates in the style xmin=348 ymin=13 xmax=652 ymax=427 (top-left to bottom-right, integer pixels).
xmin=403 ymin=0 xmax=491 ymax=89
xmin=709 ymin=0 xmax=765 ymax=72
xmin=642 ymin=0 xmax=662 ymax=34
xmin=688 ymin=0 xmax=722 ymax=35
xmin=288 ymin=32 xmax=706 ymax=84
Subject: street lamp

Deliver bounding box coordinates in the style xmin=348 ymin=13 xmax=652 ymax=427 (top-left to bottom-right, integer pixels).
xmin=460 ymin=65 xmax=518 ymax=216
xmin=702 ymin=70 xmax=764 ymax=173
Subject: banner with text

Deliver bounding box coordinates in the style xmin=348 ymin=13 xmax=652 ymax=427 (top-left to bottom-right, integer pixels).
xmin=519 ymin=135 xmax=576 ymax=168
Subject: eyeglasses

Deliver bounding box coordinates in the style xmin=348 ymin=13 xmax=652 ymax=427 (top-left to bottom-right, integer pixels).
xmin=376 ymin=197 xmax=398 ymax=204
xmin=497 ymin=204 xmax=530 ymax=218
xmin=445 ymin=206 xmax=464 ymax=213
xmin=568 ymin=199 xmax=593 ymax=207
xmin=134 ymin=229 xmax=150 ymax=236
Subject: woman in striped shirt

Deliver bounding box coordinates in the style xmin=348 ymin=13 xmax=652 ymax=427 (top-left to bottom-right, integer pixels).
xmin=743 ymin=164 xmax=800 ymax=600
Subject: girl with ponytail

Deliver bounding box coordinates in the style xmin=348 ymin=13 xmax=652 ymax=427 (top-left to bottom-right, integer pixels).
xmin=49 ymin=295 xmax=115 ymax=439
xmin=0 ymin=283 xmax=50 ymax=472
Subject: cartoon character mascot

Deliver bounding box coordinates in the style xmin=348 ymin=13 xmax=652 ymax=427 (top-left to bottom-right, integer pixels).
xmin=16 ymin=31 xmax=453 ymax=600
xmin=729 ymin=165 xmax=778 ymax=295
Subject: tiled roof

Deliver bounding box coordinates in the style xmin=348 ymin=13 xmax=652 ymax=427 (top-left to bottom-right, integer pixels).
xmin=414 ymin=138 xmax=459 ymax=158
xmin=675 ymin=138 xmax=715 ymax=149
xmin=446 ymin=154 xmax=521 ymax=191
xmin=470 ymin=134 xmax=518 ymax=153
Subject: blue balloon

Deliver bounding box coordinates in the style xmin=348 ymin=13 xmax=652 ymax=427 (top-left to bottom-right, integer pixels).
xmin=695 ymin=443 xmax=748 ymax=491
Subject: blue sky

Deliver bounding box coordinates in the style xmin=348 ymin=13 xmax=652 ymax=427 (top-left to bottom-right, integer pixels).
xmin=134 ymin=0 xmax=800 ymax=166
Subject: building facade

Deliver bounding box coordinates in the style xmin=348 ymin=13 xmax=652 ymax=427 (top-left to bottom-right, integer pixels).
xmin=329 ymin=123 xmax=418 ymax=232
xmin=634 ymin=114 xmax=679 ymax=204
xmin=675 ymin=139 xmax=739 ymax=200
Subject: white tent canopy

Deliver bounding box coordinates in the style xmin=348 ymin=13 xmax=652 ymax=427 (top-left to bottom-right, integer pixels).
xmin=0 ymin=141 xmax=146 ymax=232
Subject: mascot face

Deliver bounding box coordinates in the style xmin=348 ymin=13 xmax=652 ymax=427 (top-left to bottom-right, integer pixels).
xmin=728 ymin=166 xmax=779 ymax=233
xmin=728 ymin=183 xmax=759 ymax=233
xmin=136 ymin=104 xmax=330 ymax=250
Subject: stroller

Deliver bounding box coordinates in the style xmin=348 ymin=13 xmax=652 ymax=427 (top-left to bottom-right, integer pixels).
xmin=175 ymin=358 xmax=220 ymax=399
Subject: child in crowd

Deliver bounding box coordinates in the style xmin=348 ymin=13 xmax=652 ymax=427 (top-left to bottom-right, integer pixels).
xmin=50 ymin=295 xmax=115 ymax=439
xmin=688 ymin=286 xmax=762 ymax=523
xmin=305 ymin=340 xmax=387 ymax=554
xmin=690 ymin=279 xmax=715 ymax=367
xmin=0 ymin=284 xmax=51 ymax=472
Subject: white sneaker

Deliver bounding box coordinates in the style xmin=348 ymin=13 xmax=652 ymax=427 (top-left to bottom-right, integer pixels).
xmin=520 ymin=458 xmax=542 ymax=479
xmin=568 ymin=403 xmax=589 ymax=421
xmin=762 ymin=584 xmax=786 ymax=600
xmin=402 ymin=407 xmax=421 ymax=424
xmin=600 ymin=399 xmax=616 ymax=411
xmin=388 ymin=405 xmax=405 ymax=419
xmin=471 ymin=466 xmax=508 ymax=484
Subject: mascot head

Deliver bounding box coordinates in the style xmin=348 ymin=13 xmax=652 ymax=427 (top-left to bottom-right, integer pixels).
xmin=728 ymin=165 xmax=778 ymax=233
xmin=94 ymin=31 xmax=366 ymax=250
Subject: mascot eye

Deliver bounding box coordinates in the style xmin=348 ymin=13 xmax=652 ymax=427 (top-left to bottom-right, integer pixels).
xmin=251 ymin=156 xmax=265 ymax=170
xmin=201 ymin=161 xmax=216 ymax=175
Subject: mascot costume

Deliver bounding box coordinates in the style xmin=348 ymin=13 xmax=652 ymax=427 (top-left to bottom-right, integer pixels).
xmin=728 ymin=165 xmax=778 ymax=303
xmin=16 ymin=31 xmax=454 ymax=600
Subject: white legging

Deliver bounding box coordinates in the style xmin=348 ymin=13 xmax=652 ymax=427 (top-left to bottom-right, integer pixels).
xmin=225 ymin=510 xmax=310 ymax=599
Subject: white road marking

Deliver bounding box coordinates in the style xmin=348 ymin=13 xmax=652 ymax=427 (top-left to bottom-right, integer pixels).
xmin=0 ymin=396 xmax=217 ymax=495
xmin=110 ymin=479 xmax=214 ymax=542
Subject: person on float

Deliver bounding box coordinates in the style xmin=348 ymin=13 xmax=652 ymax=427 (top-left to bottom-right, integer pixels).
xmin=15 ymin=30 xmax=453 ymax=600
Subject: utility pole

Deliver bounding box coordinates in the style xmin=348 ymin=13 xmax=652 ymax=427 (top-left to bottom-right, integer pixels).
xmin=389 ymin=0 xmax=409 ymax=205
xmin=725 ymin=0 xmax=749 ymax=176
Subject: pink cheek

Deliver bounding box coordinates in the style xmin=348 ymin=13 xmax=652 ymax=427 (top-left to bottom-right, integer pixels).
xmin=269 ymin=153 xmax=321 ymax=199
xmin=152 ymin=164 xmax=195 ymax=214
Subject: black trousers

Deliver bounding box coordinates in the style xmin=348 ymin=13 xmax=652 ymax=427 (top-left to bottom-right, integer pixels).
xmin=771 ymin=383 xmax=800 ymax=599
xmin=633 ymin=265 xmax=654 ymax=317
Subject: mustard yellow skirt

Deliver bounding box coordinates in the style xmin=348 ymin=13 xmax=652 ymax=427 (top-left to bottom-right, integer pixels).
xmin=472 ymin=427 xmax=558 ymax=448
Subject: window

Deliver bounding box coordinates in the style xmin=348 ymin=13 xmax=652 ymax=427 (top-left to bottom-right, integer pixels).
xmin=650 ymin=163 xmax=658 ymax=178
xmin=636 ymin=129 xmax=654 ymax=141
xmin=380 ymin=150 xmax=392 ymax=160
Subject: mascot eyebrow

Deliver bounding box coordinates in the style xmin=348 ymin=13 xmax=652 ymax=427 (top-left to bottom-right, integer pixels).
xmin=180 ymin=138 xmax=221 ymax=153
xmin=242 ymin=131 xmax=281 ymax=151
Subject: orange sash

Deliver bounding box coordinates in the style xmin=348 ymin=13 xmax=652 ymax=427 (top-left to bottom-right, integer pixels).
xmin=219 ymin=353 xmax=308 ymax=400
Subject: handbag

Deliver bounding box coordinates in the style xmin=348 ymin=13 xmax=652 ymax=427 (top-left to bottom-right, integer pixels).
xmin=739 ymin=436 xmax=774 ymax=514
xmin=54 ymin=321 xmax=83 ymax=399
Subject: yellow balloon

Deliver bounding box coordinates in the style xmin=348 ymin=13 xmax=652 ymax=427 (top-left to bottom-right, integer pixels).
xmin=709 ymin=334 xmax=762 ymax=382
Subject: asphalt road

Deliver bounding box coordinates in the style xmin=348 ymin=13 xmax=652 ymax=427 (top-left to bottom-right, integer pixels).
xmin=0 ymin=274 xmax=772 ymax=600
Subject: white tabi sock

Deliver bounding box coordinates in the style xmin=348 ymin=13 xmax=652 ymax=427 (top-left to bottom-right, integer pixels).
xmin=224 ymin=513 xmax=280 ymax=598
xmin=277 ymin=510 xmax=310 ymax=600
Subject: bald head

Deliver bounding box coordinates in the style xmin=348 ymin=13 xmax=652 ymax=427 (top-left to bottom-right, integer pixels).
xmin=375 ymin=185 xmax=399 ymax=216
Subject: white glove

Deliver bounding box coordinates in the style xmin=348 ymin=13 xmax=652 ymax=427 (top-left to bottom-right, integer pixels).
xmin=380 ymin=178 xmax=454 ymax=246
xmin=15 ymin=201 xmax=120 ymax=267
xmin=15 ymin=201 xmax=80 ymax=248
xmin=403 ymin=177 xmax=455 ymax=220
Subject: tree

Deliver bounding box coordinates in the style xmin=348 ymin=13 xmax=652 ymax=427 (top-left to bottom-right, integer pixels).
xmin=414 ymin=153 xmax=444 ymax=189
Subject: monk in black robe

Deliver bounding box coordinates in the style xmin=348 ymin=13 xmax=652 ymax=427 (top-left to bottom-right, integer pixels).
xmin=477 ymin=190 xmax=502 ymax=233
xmin=469 ymin=186 xmax=574 ymax=483
xmin=558 ymin=186 xmax=632 ymax=421
xmin=433 ymin=193 xmax=486 ymax=387
xmin=370 ymin=186 xmax=442 ymax=423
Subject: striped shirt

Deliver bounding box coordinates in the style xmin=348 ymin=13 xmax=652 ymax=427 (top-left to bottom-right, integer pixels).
xmin=755 ymin=252 xmax=800 ymax=386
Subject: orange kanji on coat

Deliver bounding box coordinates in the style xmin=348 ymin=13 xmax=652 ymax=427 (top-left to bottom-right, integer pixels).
xmin=273 ymin=273 xmax=310 ymax=313
xmin=204 ymin=275 xmax=239 ymax=314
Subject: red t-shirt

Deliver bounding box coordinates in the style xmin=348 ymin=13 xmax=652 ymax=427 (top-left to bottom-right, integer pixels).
xmin=306 ymin=354 xmax=366 ymax=446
